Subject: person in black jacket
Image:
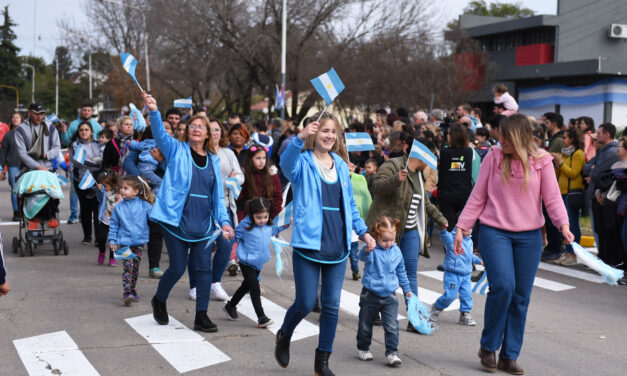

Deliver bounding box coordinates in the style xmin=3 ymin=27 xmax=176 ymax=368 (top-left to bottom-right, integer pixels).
xmin=0 ymin=112 xmax=23 ymax=220
xmin=0 ymin=229 xmax=9 ymax=296
xmin=437 ymin=123 xmax=474 ymax=231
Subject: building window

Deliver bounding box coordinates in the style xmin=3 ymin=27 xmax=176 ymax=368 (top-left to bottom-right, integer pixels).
xmin=479 ymin=27 xmax=555 ymax=52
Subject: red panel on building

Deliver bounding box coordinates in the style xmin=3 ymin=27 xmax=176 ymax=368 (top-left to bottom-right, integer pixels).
xmin=515 ymin=43 xmax=554 ymax=66
xmin=455 ymin=52 xmax=485 ymax=92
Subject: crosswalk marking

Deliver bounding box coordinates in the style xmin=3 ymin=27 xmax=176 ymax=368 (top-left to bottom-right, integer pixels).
xmin=125 ymin=314 xmax=230 ymax=373
xmin=539 ymin=262 xmax=605 ymax=284
xmin=419 ymin=270 xmax=575 ymax=292
xmin=395 ymin=287 xmax=460 ymax=311
xmin=339 ymin=289 xmax=406 ymax=319
xmin=237 ymin=295 xmax=319 ymax=341
xmin=13 ymin=331 xmax=100 ymax=376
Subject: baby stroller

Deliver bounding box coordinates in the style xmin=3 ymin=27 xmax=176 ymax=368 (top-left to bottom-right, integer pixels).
xmin=11 ymin=170 xmax=68 ymax=257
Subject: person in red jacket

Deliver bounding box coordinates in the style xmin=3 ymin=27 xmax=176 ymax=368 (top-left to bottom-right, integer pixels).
xmin=236 ymin=144 xmax=283 ymax=221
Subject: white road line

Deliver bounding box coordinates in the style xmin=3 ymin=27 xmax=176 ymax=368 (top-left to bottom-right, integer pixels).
xmin=539 ymin=262 xmax=605 ymax=284
xmin=237 ymin=295 xmax=319 ymax=341
xmin=339 ymin=289 xmax=406 ymax=319
xmin=420 ymin=270 xmax=575 ymax=292
xmin=0 ymin=220 xmax=68 ymax=226
xmin=13 ymin=330 xmax=100 ymax=376
xmin=125 ymin=314 xmax=230 ymax=373
xmin=395 ymin=287 xmax=460 ymax=311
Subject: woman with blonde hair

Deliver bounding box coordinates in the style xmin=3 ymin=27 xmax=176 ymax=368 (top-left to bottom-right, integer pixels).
xmin=455 ymin=114 xmax=573 ymax=374
xmin=275 ymin=112 xmax=375 ymax=375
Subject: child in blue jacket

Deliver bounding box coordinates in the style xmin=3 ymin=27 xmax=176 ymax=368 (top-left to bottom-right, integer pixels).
xmin=356 ymin=216 xmax=412 ymax=367
xmin=108 ymin=175 xmax=153 ymax=306
xmin=431 ymin=229 xmax=482 ymax=326
xmin=223 ymin=197 xmax=289 ymax=327
xmin=129 ymin=139 xmax=163 ymax=193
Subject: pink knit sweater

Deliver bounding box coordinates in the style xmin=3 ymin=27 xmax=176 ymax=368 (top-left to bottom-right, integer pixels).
xmin=457 ymin=147 xmax=569 ymax=233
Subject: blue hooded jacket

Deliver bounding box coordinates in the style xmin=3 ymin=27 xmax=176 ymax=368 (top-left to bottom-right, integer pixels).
xmin=439 ymin=229 xmax=481 ymax=275
xmin=130 ymin=139 xmax=159 ymax=166
xmin=359 ymin=244 xmax=411 ymax=297
xmin=234 ymin=216 xmax=287 ymax=271
xmin=108 ymin=197 xmax=152 ymax=246
xmin=279 ymin=136 xmax=367 ymax=251
xmin=148 ymin=111 xmax=230 ymax=228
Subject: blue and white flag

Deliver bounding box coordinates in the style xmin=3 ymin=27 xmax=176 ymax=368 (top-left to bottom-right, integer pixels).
xmin=409 ymin=139 xmax=438 ymax=171
xmin=173 ymin=97 xmax=193 ymax=109
xmin=78 ymin=171 xmax=96 ymax=190
xmin=345 ymin=132 xmax=375 ymax=152
xmin=73 ymin=144 xmax=86 ymax=164
xmin=275 ymin=85 xmax=285 ymax=110
xmin=310 ymin=67 xmax=345 ymax=105
xmin=271 ymin=236 xmax=290 ymax=277
xmin=225 ymin=177 xmax=242 ymax=199
xmin=472 ymin=271 xmax=489 ymax=295
xmin=46 ymin=113 xmax=59 ymax=123
xmin=120 ymin=52 xmax=141 ymax=88
xmin=205 ymin=220 xmax=224 ymax=249
xmin=273 ymin=202 xmax=292 ymax=227
xmin=114 ymin=246 xmax=137 ymax=260
xmin=56 ymin=174 xmax=69 ymax=186
xmin=128 ymin=103 xmax=147 ymax=132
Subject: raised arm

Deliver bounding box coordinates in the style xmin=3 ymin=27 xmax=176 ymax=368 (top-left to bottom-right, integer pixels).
xmin=143 ymin=92 xmax=178 ymax=161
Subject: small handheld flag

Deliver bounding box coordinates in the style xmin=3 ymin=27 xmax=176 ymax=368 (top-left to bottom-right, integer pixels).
xmin=472 ymin=271 xmax=489 ymax=295
xmin=571 ymin=242 xmax=624 ymax=285
xmin=310 ymin=67 xmax=345 ymax=121
xmin=273 ymin=202 xmax=292 ymax=227
xmin=56 ymin=174 xmax=69 ymax=186
xmin=73 ymin=144 xmax=86 ymax=164
xmin=271 ymin=236 xmax=290 ymax=277
xmin=120 ymin=52 xmax=143 ymax=92
xmin=275 ymin=85 xmax=285 ymax=110
xmin=345 ymin=132 xmax=374 ymax=152
xmin=114 ymin=246 xmax=137 ymax=260
xmin=47 ymin=113 xmax=59 ymax=123
xmin=78 ymin=171 xmax=96 ymax=190
xmin=407 ymin=295 xmax=434 ymax=335
xmin=173 ymin=97 xmax=193 ymax=109
xmin=205 ymin=220 xmax=224 ymax=249
xmin=225 ymin=177 xmax=242 ymax=199
xmin=409 ymin=139 xmax=438 ymax=171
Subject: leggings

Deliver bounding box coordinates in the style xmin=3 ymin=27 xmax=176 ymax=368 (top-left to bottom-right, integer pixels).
xmin=230 ymin=263 xmax=265 ymax=318
xmin=122 ymin=246 xmax=143 ymax=294
xmin=74 ymin=182 xmax=99 ymax=240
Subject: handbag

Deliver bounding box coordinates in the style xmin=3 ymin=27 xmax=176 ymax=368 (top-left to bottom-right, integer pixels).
xmin=567 ymin=177 xmax=585 ymax=210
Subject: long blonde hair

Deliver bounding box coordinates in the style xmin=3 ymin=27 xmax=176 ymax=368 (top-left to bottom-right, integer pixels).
xmin=303 ymin=112 xmax=348 ymax=162
xmin=499 ymin=114 xmax=543 ymax=189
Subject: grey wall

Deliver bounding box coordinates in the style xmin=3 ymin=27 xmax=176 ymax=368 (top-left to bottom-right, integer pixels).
xmin=556 ymin=0 xmax=627 ymax=63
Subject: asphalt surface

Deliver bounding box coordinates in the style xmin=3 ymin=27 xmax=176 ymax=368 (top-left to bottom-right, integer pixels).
xmin=1 ymin=181 xmax=626 ymax=376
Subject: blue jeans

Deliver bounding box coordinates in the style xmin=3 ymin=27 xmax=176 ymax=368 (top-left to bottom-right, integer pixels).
xmin=479 ymin=225 xmax=542 ymax=360
xmin=280 ymin=252 xmax=346 ymax=352
xmin=138 ymin=163 xmax=163 ymax=193
xmin=356 ymin=287 xmax=399 ymax=356
xmin=8 ymin=166 xmax=20 ymax=212
xmin=399 ymin=230 xmax=420 ymax=302
xmin=211 ymin=235 xmax=233 ymax=283
xmin=156 ymin=230 xmax=213 ymax=312
xmin=562 ymin=194 xmax=581 ymax=254
xmin=435 ymin=271 xmax=472 ymax=312
xmin=68 ymin=161 xmax=79 ymax=220
xmin=349 ymin=241 xmax=359 ymax=273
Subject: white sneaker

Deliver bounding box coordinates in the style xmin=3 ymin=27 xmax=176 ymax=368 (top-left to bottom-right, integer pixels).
xmin=211 ymin=282 xmax=229 ymax=301
xmin=358 ymin=350 xmax=373 ymax=361
xmin=189 ymin=287 xmax=197 ymax=301
xmin=386 ymin=352 xmax=402 ymax=367
xmin=459 ymin=312 xmax=476 ymax=326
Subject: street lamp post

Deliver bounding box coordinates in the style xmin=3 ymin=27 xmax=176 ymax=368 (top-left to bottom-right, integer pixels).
xmin=22 ymin=63 xmax=35 ymax=103
xmin=55 ymin=58 xmax=59 ymax=114
xmin=280 ymin=0 xmax=287 ymax=120
xmin=102 ymin=0 xmax=150 ymax=91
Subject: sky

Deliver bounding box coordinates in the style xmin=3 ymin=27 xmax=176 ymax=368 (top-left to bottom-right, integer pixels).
xmin=4 ymin=0 xmax=559 ymax=62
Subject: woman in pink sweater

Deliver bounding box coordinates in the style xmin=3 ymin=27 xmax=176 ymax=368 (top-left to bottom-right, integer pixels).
xmin=454 ymin=114 xmax=573 ymax=375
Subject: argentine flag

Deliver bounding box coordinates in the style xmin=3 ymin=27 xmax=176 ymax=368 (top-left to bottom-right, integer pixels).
xmin=173 ymin=97 xmax=193 ymax=109
xmin=114 ymin=246 xmax=137 ymax=260
xmin=225 ymin=177 xmax=242 ymax=199
xmin=346 ymin=132 xmax=374 ymax=152
xmin=120 ymin=52 xmax=141 ymax=88
xmin=73 ymin=144 xmax=86 ymax=164
xmin=310 ymin=67 xmax=345 ymax=105
xmin=56 ymin=174 xmax=69 ymax=186
xmin=78 ymin=171 xmax=96 ymax=190
xmin=409 ymin=139 xmax=438 ymax=171
xmin=472 ymin=271 xmax=489 ymax=295
xmin=273 ymin=202 xmax=292 ymax=227
xmin=275 ymin=85 xmax=285 ymax=110
xmin=47 ymin=113 xmax=59 ymax=123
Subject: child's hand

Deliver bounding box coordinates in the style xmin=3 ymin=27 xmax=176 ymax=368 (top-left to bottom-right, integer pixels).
xmin=363 ymin=233 xmax=376 ymax=251
xmin=116 ymin=194 xmax=122 ymax=202
xmin=222 ymin=224 xmax=235 ymax=240
xmin=96 ymin=183 xmax=102 ymax=190
xmin=439 ymin=223 xmax=449 ymax=230
xmin=110 ymin=243 xmax=116 ymax=251
xmin=405 ymin=291 xmax=412 ymax=298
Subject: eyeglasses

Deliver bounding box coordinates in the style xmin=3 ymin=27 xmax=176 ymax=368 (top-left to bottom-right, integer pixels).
xmin=188 ymin=124 xmax=207 ymax=131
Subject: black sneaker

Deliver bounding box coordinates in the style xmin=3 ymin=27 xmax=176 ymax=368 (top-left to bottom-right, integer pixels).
xmin=12 ymin=211 xmax=19 ymax=221
xmin=151 ymin=296 xmax=169 ymax=325
xmin=436 ymin=264 xmax=444 ymax=272
xmin=471 ymin=270 xmax=484 ymax=282
xmin=223 ymin=302 xmax=239 ymax=320
xmin=618 ymin=276 xmax=627 ymax=285
xmin=352 ymin=271 xmax=361 ymax=280
xmin=194 ymin=311 xmax=218 ymax=332
xmin=257 ymin=316 xmax=273 ymax=328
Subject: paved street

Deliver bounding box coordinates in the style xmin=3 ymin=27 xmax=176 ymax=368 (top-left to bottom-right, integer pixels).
xmin=1 ymin=182 xmax=626 ymax=376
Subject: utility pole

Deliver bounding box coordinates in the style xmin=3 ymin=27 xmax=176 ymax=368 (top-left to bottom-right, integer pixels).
xmin=280 ymin=0 xmax=287 ymax=120
xmin=55 ymin=58 xmax=59 ymax=114
xmin=22 ymin=63 xmax=35 ymax=103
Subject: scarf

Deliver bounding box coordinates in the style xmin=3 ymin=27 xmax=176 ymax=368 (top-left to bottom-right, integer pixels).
xmin=28 ymin=121 xmax=49 ymax=160
xmin=561 ymin=145 xmax=575 ymax=157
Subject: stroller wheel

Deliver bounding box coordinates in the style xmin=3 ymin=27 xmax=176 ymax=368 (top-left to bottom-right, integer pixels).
xmin=12 ymin=237 xmax=18 ymax=254
xmin=29 ymin=242 xmax=36 ymax=256
xmin=62 ymin=241 xmax=69 ymax=255
xmin=20 ymin=241 xmax=26 ymax=257
xmin=53 ymin=240 xmax=60 ymax=255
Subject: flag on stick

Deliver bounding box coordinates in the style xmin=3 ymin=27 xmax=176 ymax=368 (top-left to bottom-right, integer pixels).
xmin=78 ymin=171 xmax=96 ymax=190
xmin=275 ymin=85 xmax=285 ymax=110
xmin=47 ymin=113 xmax=59 ymax=123
xmin=409 ymin=139 xmax=438 ymax=171
xmin=73 ymin=144 xmax=86 ymax=164
xmin=120 ymin=52 xmax=143 ymax=92
xmin=346 ymin=132 xmax=375 ymax=152
xmin=472 ymin=271 xmax=489 ymax=295
xmin=225 ymin=177 xmax=242 ymax=199
xmin=273 ymin=202 xmax=292 ymax=227
xmin=173 ymin=97 xmax=193 ymax=109
xmin=310 ymin=67 xmax=345 ymax=105
xmin=114 ymin=246 xmax=137 ymax=260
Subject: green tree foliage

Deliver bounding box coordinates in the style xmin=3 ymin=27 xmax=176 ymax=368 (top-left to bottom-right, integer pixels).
xmin=54 ymin=46 xmax=73 ymax=80
xmin=448 ymin=1 xmax=535 ymax=30
xmin=0 ymin=5 xmax=22 ymax=101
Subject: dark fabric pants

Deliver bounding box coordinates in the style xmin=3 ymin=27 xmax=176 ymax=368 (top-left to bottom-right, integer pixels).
xmin=96 ymin=222 xmax=113 ymax=258
xmin=230 ymin=263 xmax=265 ymax=319
xmin=147 ymin=221 xmax=163 ymax=269
xmin=439 ymin=196 xmax=469 ymax=231
xmin=74 ymin=182 xmax=99 ymax=240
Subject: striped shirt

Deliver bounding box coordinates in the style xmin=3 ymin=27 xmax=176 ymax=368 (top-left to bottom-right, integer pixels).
xmin=405 ymin=193 xmax=422 ymax=230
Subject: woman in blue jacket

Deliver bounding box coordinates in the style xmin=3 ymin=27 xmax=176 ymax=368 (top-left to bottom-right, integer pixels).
xmin=143 ymin=93 xmax=234 ymax=333
xmin=274 ymin=113 xmax=376 ymax=376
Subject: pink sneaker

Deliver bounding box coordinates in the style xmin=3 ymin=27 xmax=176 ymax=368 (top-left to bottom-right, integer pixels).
xmin=98 ymin=252 xmax=105 ymax=265
xmin=108 ymin=258 xmax=117 ymax=267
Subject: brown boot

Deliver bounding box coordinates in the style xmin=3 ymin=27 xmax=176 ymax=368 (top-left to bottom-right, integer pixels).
xmin=497 ymin=358 xmax=524 ymax=375
xmin=477 ymin=347 xmax=497 ymax=372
